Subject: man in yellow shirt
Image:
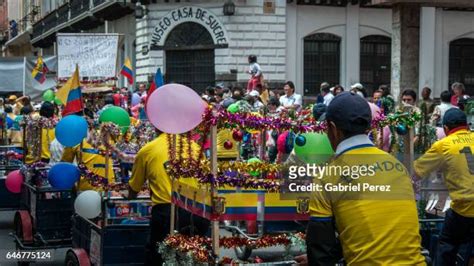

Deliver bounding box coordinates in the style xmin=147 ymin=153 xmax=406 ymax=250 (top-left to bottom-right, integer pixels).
xmin=128 ymin=133 xmax=209 ymax=265
xmin=302 ymin=92 xmax=425 ymax=265
xmin=25 ymin=102 xmax=55 ymax=163
xmin=414 ymin=108 xmax=474 ymax=265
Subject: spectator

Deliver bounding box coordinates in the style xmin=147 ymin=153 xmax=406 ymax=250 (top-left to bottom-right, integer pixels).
xmin=333 ymin=85 xmax=344 ymax=96
xmin=450 ymin=82 xmax=469 ymax=110
xmin=418 ymin=87 xmax=435 ymax=116
xmin=430 ymin=90 xmax=457 ymax=127
xmin=350 ymin=83 xmax=367 ymax=98
xmin=247 ymin=55 xmax=263 ymax=92
xmin=279 ymin=81 xmax=302 ymax=111
xmin=321 ymin=84 xmax=334 ymax=106
xmin=372 ymin=89 xmax=383 ymax=105
xmin=317 ymin=82 xmax=330 ymax=104
xmin=401 ymin=89 xmax=417 ymax=108
xmin=379 ymin=85 xmax=395 ymax=115
xmin=249 ymin=90 xmax=264 ymax=112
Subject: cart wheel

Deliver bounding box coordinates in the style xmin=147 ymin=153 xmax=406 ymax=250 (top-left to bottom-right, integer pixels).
xmin=234 ymin=246 xmax=253 ymax=261
xmin=14 ymin=211 xmax=33 ymax=245
xmin=65 ymin=249 xmax=90 ymax=266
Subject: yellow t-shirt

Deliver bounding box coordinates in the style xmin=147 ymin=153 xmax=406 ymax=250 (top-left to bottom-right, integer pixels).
xmin=25 ymin=128 xmax=55 ymax=163
xmin=61 ymin=141 xmax=115 ymax=191
xmin=310 ymin=146 xmax=425 ymax=265
xmin=414 ymin=128 xmax=474 ymax=217
xmin=129 ymin=133 xmax=200 ymax=205
xmin=217 ymin=129 xmax=238 ymax=159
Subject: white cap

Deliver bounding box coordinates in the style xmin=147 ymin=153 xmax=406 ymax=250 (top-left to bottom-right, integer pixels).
xmin=330 ymin=87 xmax=335 ymax=92
xmin=249 ymin=90 xmax=260 ymax=97
xmin=351 ymin=83 xmax=363 ymax=89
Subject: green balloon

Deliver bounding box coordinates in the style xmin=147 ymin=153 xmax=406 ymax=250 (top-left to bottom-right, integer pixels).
xmin=43 ymin=90 xmax=55 ymax=102
xmin=247 ymin=157 xmax=261 ymax=177
xmin=294 ymin=133 xmax=334 ymax=164
xmin=227 ymin=103 xmax=239 ymax=114
xmin=54 ymin=97 xmax=62 ymax=105
xmin=99 ymin=106 xmax=131 ymax=134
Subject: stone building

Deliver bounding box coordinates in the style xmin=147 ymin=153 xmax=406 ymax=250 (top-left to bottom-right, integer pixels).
xmin=136 ymin=0 xmax=474 ymax=99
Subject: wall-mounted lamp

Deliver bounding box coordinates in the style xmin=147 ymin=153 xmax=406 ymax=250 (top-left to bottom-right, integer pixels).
xmin=141 ymin=45 xmax=149 ymax=55
xmin=135 ymin=2 xmax=149 ymax=19
xmin=223 ymin=0 xmax=235 ymax=16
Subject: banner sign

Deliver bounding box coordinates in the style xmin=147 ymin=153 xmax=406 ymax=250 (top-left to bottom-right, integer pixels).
xmin=57 ymin=34 xmax=119 ymax=78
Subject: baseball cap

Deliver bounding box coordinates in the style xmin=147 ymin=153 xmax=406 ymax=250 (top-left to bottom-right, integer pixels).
xmin=351 ymin=83 xmax=363 ymax=90
xmin=326 ymin=91 xmax=371 ymax=132
xmin=443 ymin=108 xmax=467 ymax=127
xmin=249 ymin=90 xmax=260 ymax=97
xmin=8 ymin=95 xmax=17 ymax=101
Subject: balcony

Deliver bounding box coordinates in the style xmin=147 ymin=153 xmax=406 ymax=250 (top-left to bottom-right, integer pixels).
xmin=57 ymin=4 xmax=70 ymax=25
xmin=92 ymin=1 xmax=134 ymax=21
xmin=42 ymin=10 xmax=58 ymax=32
xmin=70 ymin=0 xmax=91 ymax=19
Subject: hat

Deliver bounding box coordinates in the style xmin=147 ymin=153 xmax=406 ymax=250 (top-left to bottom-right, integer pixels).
xmin=216 ymin=83 xmax=225 ymax=89
xmin=443 ymin=108 xmax=467 ymax=127
xmin=326 ymin=91 xmax=371 ymax=132
xmin=8 ymin=95 xmax=17 ymax=101
xmin=351 ymin=83 xmax=363 ymax=90
xmin=249 ymin=90 xmax=260 ymax=97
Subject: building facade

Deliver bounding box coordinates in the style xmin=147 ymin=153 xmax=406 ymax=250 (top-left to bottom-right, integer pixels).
xmin=136 ymin=0 xmax=474 ymax=99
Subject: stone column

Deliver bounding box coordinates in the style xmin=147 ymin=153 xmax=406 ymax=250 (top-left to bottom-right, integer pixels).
xmin=391 ymin=4 xmax=420 ymax=100
xmin=419 ymin=7 xmax=436 ymax=96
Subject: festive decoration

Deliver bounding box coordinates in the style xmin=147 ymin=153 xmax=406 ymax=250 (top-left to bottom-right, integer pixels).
xmin=372 ymin=110 xmax=421 ymax=129
xmin=232 ymin=130 xmax=243 ymax=142
xmin=48 ymin=163 xmax=80 ymax=189
xmin=74 ymin=190 xmax=102 ymax=219
xmin=227 ymin=103 xmax=239 ymax=114
xmin=5 ymin=170 xmax=24 ymax=193
xmin=158 ymin=233 xmax=306 ymax=264
xmin=294 ymin=133 xmax=333 ymax=164
xmin=99 ymin=106 xmax=131 ymax=134
xmin=147 ymin=83 xmax=206 ymax=134
xmin=55 ymin=115 xmax=88 ymax=147
xmin=42 ymin=89 xmax=55 ymax=102
xmin=223 ymin=140 xmax=233 ymax=150
xmin=295 ymin=135 xmax=306 ymax=146
xmin=247 ymin=157 xmax=261 ymax=177
xmin=395 ymin=124 xmax=408 ymax=135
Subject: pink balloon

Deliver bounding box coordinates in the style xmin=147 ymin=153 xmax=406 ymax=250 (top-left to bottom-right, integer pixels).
xmin=368 ymin=102 xmax=381 ymax=120
xmin=436 ymin=127 xmax=446 ymax=140
xmin=5 ymin=170 xmax=23 ymax=194
xmin=146 ymin=84 xmax=207 ymax=134
xmin=277 ymin=132 xmax=288 ymax=154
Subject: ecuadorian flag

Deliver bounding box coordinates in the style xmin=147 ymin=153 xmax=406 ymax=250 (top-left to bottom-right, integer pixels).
xmin=56 ymin=65 xmax=83 ymax=116
xmin=120 ymin=57 xmax=134 ymax=85
xmin=31 ymin=56 xmax=49 ymax=84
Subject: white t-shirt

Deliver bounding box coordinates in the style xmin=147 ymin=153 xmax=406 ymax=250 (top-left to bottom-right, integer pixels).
xmin=323 ymin=93 xmax=334 ymax=106
xmin=279 ymin=93 xmax=302 ymax=109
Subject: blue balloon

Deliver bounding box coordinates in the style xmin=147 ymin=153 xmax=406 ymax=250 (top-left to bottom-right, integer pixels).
xmin=48 ymin=163 xmax=80 ymax=189
xmin=55 ymin=115 xmax=88 ymax=147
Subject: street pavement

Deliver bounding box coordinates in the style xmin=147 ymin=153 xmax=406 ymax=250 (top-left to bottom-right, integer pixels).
xmin=0 ymin=210 xmax=300 ymax=265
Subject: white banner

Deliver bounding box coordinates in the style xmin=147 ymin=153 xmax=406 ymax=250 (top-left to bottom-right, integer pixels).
xmin=57 ymin=34 xmax=119 ymax=78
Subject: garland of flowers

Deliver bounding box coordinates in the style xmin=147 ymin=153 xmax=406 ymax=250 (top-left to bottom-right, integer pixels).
xmin=372 ymin=110 xmax=422 ymax=129
xmin=158 ymin=233 xmax=306 ymax=264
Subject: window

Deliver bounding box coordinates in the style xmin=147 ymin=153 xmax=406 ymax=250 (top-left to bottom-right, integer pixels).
xmin=303 ymin=33 xmax=341 ymax=96
xmin=449 ymin=38 xmax=474 ymax=95
xmin=360 ymin=35 xmax=391 ymax=96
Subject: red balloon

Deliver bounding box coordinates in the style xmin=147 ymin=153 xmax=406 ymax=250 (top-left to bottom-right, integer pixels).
xmin=232 ymin=130 xmax=243 ymax=141
xmin=5 ymin=170 xmax=23 ymax=194
xmin=223 ymin=140 xmax=233 ymax=150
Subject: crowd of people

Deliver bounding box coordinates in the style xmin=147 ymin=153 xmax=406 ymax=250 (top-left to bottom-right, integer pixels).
xmin=0 ymin=54 xmax=472 ymax=265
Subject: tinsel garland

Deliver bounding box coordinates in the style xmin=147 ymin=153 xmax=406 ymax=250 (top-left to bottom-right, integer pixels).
xmin=158 ymin=233 xmax=306 ymax=264
xmin=202 ymin=106 xmax=326 ymax=134
xmin=372 ymin=110 xmax=421 ymax=129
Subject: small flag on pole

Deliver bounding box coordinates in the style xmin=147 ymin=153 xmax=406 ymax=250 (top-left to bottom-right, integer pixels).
xmin=56 ymin=65 xmax=83 ymax=116
xmin=31 ymin=56 xmax=49 ymax=84
xmin=147 ymin=68 xmax=164 ymax=99
xmin=120 ymin=57 xmax=134 ymax=85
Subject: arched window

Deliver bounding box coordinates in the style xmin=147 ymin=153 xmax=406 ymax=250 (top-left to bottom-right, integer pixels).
xmin=165 ymin=22 xmax=215 ymax=93
xmin=449 ymin=38 xmax=474 ymax=95
xmin=303 ymin=33 xmax=341 ymax=96
xmin=360 ymin=35 xmax=391 ymax=96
